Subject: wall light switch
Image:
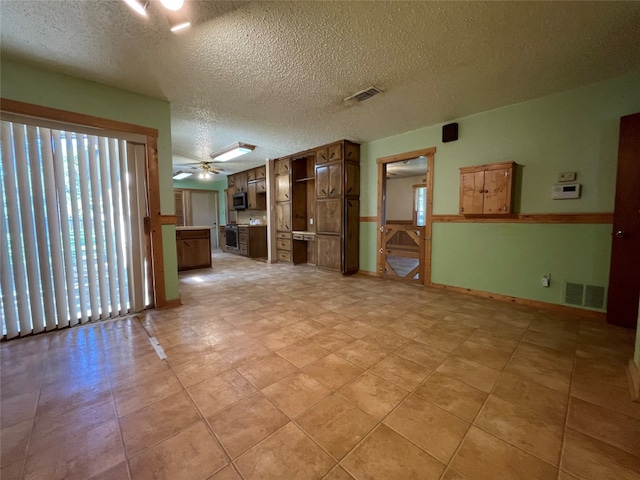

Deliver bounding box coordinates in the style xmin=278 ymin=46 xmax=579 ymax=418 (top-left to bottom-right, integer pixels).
xmin=541 ymin=274 xmax=550 ymax=288
xmin=558 ymin=172 xmax=576 ymax=182
xmin=310 ymin=218 xmax=314 ymax=225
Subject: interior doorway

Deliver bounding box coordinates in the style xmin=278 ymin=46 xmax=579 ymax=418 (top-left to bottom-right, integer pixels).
xmin=191 ymin=190 xmax=219 ymax=249
xmin=607 ymin=112 xmax=640 ymax=328
xmin=377 ymin=147 xmax=435 ymax=284
xmin=175 ymin=189 xmax=220 ymax=249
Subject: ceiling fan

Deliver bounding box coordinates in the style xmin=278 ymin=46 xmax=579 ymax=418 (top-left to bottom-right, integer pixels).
xmin=174 ymin=161 xmax=224 ymax=180
xmin=122 ymin=0 xmax=191 ymax=32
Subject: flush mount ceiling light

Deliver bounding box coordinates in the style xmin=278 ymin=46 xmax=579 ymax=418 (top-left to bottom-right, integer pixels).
xmin=210 ymin=142 xmax=256 ymax=162
xmin=172 ymin=170 xmax=192 ymax=180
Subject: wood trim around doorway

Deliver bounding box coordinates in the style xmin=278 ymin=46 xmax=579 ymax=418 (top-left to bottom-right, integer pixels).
xmin=376 ymin=147 xmax=436 ymax=284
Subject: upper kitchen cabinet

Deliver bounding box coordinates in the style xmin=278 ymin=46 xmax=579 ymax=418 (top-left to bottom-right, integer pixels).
xmin=459 ymin=161 xmax=516 ymax=215
xmin=234 ymin=171 xmax=248 ymax=193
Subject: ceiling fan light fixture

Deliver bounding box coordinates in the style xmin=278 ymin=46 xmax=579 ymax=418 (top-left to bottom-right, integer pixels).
xmin=170 ymin=20 xmax=191 ymax=32
xmin=172 ymin=170 xmax=192 ymax=180
xmin=160 ymin=0 xmax=184 ymax=11
xmin=210 ymin=142 xmax=256 ymax=162
xmin=123 ymin=0 xmax=148 ymax=16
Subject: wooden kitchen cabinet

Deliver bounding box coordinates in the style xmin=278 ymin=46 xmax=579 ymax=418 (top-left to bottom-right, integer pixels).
xmin=176 ymin=228 xmax=211 ymax=271
xmin=316 ymin=162 xmax=342 ymax=199
xmin=271 ymin=140 xmax=359 ymax=273
xmin=248 ymin=181 xmax=267 ymax=210
xmin=274 ymin=157 xmax=291 ymax=175
xmin=237 ymin=226 xmax=268 ymax=258
xmin=459 ymin=161 xmax=516 ymax=215
xmin=276 ymin=174 xmax=291 ymax=202
xmin=234 ymin=171 xmax=248 ymax=193
xmin=275 ymin=202 xmax=292 ymax=232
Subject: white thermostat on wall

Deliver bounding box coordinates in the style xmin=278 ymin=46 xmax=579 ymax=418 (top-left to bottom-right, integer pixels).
xmin=552 ymin=183 xmax=581 ymax=199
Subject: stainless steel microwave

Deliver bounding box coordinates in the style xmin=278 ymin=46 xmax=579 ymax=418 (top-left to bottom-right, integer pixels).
xmin=232 ymin=192 xmax=247 ymax=210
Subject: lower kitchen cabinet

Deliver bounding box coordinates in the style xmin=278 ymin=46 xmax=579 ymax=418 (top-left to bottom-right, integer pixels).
xmin=176 ymin=228 xmax=212 ymax=271
xmin=316 ymin=234 xmax=342 ymax=271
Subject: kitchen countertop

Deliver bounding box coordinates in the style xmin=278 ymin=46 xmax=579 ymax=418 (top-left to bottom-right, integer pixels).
xmin=224 ymin=224 xmax=266 ymax=228
xmin=292 ymin=231 xmax=316 ymax=235
xmin=176 ymin=226 xmax=212 ymax=231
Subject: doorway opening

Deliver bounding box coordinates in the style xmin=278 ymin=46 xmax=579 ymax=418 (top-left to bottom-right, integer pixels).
xmin=377 ymin=147 xmax=435 ymax=285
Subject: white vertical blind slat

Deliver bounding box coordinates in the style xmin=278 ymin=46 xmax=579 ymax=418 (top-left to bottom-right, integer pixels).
xmin=40 ymin=128 xmax=68 ymax=330
xmin=126 ymin=143 xmax=146 ymax=312
xmin=51 ymin=130 xmax=76 ymax=327
xmin=111 ymin=139 xmax=129 ymax=315
xmin=76 ymin=135 xmax=100 ymax=321
xmin=0 ymin=122 xmax=20 ymax=338
xmin=87 ymin=135 xmax=110 ymax=319
xmin=7 ymin=124 xmax=33 ymax=334
xmin=26 ymin=126 xmax=51 ymax=333
xmin=15 ymin=125 xmax=43 ymax=332
xmin=99 ymin=137 xmax=119 ymax=316
xmin=64 ymin=133 xmax=86 ymax=325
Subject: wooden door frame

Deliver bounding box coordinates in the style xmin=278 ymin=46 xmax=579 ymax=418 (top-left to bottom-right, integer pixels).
xmin=377 ymin=147 xmax=435 ymax=284
xmin=0 ymin=98 xmax=175 ymax=308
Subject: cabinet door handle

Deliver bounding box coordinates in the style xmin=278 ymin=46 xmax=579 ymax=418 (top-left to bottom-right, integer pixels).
xmin=321 ymin=189 xmax=326 ymax=195
xmin=285 ymin=193 xmax=289 ymax=199
xmin=330 ymin=188 xmax=335 ymax=194
xmin=347 ymin=187 xmax=352 ymax=193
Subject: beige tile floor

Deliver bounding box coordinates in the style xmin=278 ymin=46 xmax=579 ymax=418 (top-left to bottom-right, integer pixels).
xmin=1 ymin=252 xmax=640 ymax=480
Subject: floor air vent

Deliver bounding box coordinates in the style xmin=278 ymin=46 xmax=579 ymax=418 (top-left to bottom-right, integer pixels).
xmin=563 ymin=281 xmax=606 ymax=310
xmin=344 ymin=86 xmax=382 ymax=103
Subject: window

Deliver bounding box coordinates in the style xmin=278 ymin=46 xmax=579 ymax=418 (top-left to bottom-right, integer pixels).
xmin=413 ymin=184 xmax=427 ymax=226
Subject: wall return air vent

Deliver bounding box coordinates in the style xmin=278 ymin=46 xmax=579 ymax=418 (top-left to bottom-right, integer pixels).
xmin=344 ymin=86 xmax=383 ymax=103
xmin=563 ymin=281 xmax=606 ymax=311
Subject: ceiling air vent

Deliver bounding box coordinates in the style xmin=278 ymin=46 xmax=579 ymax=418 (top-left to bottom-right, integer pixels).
xmin=563 ymin=281 xmax=606 ymax=311
xmin=344 ymin=86 xmax=383 ymax=103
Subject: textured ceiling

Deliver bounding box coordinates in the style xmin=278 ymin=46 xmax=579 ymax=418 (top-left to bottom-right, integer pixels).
xmin=2 ymin=1 xmax=640 ymax=174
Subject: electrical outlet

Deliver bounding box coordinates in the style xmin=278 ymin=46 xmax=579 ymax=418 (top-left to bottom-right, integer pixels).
xmin=541 ymin=274 xmax=551 ymax=288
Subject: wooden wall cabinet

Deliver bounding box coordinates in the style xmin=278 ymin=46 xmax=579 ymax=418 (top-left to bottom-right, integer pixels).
xmin=315 ymin=140 xmax=360 ymax=274
xmin=459 ymin=161 xmax=516 ymax=215
xmin=271 ymin=141 xmax=359 ymax=272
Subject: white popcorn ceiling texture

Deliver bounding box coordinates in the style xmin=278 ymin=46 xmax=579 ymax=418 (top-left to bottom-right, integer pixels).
xmin=2 ymin=1 xmax=640 ymax=174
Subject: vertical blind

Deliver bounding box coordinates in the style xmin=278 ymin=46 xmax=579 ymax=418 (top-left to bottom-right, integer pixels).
xmin=0 ymin=120 xmax=148 ymax=339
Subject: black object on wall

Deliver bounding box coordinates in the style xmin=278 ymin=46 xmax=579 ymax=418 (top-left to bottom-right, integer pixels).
xmin=442 ymin=123 xmax=459 ymax=143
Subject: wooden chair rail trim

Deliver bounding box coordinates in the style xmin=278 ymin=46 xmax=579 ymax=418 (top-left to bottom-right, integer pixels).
xmin=429 ymin=282 xmax=606 ymax=320
xmin=1 ymin=98 xmax=158 ymax=137
xmin=360 ymin=216 xmax=377 ymax=222
xmin=431 ymin=213 xmax=613 ymax=224
xmin=159 ymin=215 xmax=178 ymax=225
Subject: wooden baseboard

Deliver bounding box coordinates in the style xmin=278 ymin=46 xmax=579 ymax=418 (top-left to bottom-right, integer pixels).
xmin=428 ymin=282 xmax=606 ymax=319
xmin=156 ymin=297 xmax=182 ymax=309
xmin=357 ymin=270 xmax=379 ymax=277
xmin=627 ymin=359 xmax=640 ymax=402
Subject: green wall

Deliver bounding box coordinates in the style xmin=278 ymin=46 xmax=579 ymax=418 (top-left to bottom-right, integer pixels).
xmin=360 ymin=71 xmax=640 ymax=313
xmin=1 ymin=59 xmax=179 ymax=301
xmin=173 ymin=176 xmax=228 ymax=225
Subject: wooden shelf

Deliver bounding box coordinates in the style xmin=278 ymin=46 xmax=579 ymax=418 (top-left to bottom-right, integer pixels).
xmin=295 ymin=176 xmax=316 ymax=183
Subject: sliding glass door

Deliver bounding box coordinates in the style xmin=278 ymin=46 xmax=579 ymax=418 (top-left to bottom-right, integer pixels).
xmin=0 ymin=119 xmax=149 ymax=339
